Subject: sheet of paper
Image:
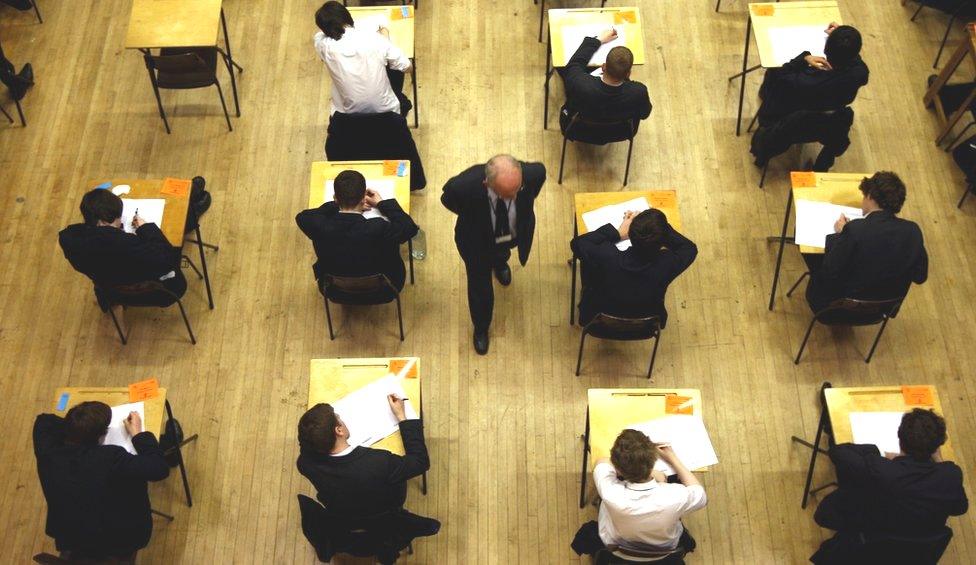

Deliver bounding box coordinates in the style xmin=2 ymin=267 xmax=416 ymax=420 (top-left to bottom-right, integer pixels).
xmin=331 ymin=374 xmax=419 ymax=448
xmin=849 ymin=411 xmax=906 ymax=456
xmin=561 ymin=24 xmax=626 ymax=66
xmin=581 ymin=196 xmax=650 ymax=250
xmin=101 ymin=401 xmax=145 ymax=455
xmin=767 ymin=25 xmax=828 ymax=66
xmin=794 ymin=199 xmax=864 ymax=248
xmin=324 ymin=179 xmax=396 ymax=220
xmin=121 ymin=198 xmax=166 ymax=234
xmin=353 ymin=14 xmax=391 ymax=33
xmin=628 ymin=415 xmax=719 ymax=476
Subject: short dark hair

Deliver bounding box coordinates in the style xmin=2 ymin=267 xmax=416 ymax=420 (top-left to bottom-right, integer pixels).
xmin=605 ymin=46 xmax=634 ymax=81
xmin=333 ymin=170 xmax=367 ymax=209
xmin=824 ymin=25 xmax=862 ymax=68
xmin=298 ymin=403 xmax=339 ymax=454
xmin=610 ymin=429 xmax=657 ymax=482
xmin=898 ymin=408 xmax=947 ymax=460
xmin=316 ymin=1 xmax=354 ymax=40
xmin=629 ymin=208 xmax=668 ymax=255
xmin=859 ymin=171 xmax=906 ymax=213
xmin=80 ymin=189 xmax=123 ymax=226
xmin=64 ymin=401 xmax=112 ymax=445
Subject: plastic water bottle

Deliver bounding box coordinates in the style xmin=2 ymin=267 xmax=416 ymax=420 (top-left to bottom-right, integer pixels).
xmin=411 ymin=229 xmax=426 ymax=260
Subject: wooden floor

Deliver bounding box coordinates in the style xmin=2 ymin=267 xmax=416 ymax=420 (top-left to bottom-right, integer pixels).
xmin=2 ymin=0 xmax=975 ymax=563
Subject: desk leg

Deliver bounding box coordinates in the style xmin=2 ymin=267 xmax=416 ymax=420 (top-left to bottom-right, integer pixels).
xmin=734 ymin=17 xmax=752 ymax=136
xmin=220 ymin=8 xmax=242 ymax=117
xmin=538 ymin=0 xmax=545 ymax=43
xmin=420 ymin=390 xmax=427 ymax=495
xmin=768 ymin=189 xmax=793 ymax=311
xmin=411 ymin=58 xmax=418 ymax=129
xmin=151 ymin=508 xmax=175 ymax=521
xmin=579 ymin=407 xmax=590 ymax=509
xmin=569 ymin=222 xmax=578 ymax=326
xmin=544 ymin=30 xmax=553 ymax=129
xmin=790 ymin=382 xmax=832 ymax=509
xmin=165 ymin=400 xmax=198 ymax=508
xmin=407 ymin=239 xmax=415 ymax=285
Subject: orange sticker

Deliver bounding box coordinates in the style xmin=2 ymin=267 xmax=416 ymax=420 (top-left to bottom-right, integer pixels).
xmin=902 ymin=386 xmax=934 ymax=406
xmin=383 ymin=160 xmax=400 ymax=176
xmin=160 ymin=177 xmax=191 ymax=197
xmin=391 ymin=6 xmax=412 ymax=20
xmin=665 ymin=395 xmax=694 ymax=415
xmin=791 ymin=171 xmax=817 ymax=187
xmin=752 ymin=4 xmax=775 ymax=16
xmin=389 ymin=359 xmax=418 ymax=378
xmin=129 ymin=377 xmax=160 ymax=402
xmin=614 ymin=10 xmax=637 ymax=24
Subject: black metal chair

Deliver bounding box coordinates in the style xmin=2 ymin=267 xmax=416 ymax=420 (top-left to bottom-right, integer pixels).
xmin=951 ymin=133 xmax=976 ymax=207
xmin=0 ymin=92 xmax=25 ymax=127
xmin=559 ymin=113 xmax=637 ymax=186
xmin=594 ymin=542 xmax=688 ymax=564
xmin=32 ymin=552 xmax=135 ymax=564
xmin=297 ymin=495 xmax=415 ymax=565
xmin=319 ymin=274 xmax=404 ymax=341
xmin=576 ymin=313 xmax=662 ymax=378
xmin=787 ymin=274 xmax=904 ymax=364
xmin=142 ymin=48 xmax=233 ymax=134
xmin=99 ymin=281 xmax=196 ymax=345
xmin=906 ymin=0 xmax=976 ymax=68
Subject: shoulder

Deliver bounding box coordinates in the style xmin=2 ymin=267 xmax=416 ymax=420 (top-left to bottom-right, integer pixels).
xmin=447 ymin=165 xmax=486 ymax=189
xmin=520 ymin=161 xmax=547 ymax=183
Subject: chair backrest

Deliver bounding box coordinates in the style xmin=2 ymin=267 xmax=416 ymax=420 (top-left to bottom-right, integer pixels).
xmin=814 ymin=296 xmax=904 ymax=326
xmin=296 ymin=495 xmax=405 ymax=563
xmin=321 ymin=273 xmax=398 ymax=305
xmin=297 ymin=494 xmax=333 ymax=562
xmin=583 ymin=313 xmax=661 ymax=341
xmin=146 ymin=51 xmax=211 ymax=76
xmin=564 ymin=112 xmax=637 ymax=143
xmin=595 ymin=543 xmax=687 ymax=564
xmin=858 ymin=525 xmax=953 ymax=564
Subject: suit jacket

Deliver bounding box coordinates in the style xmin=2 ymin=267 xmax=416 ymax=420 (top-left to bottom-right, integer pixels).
xmin=558 ymin=37 xmax=652 ymax=126
xmin=758 ymin=51 xmax=869 ymax=126
xmin=750 ymin=107 xmax=854 ymax=169
xmin=295 ymin=200 xmax=419 ymax=290
xmin=325 ymin=112 xmax=427 ymax=190
xmin=33 ymin=415 xmax=170 ymax=556
xmin=815 ymin=443 xmax=968 ymax=537
xmin=806 ymin=210 xmax=928 ymax=312
xmin=441 ymin=162 xmax=546 ymax=266
xmin=296 ymin=419 xmax=430 ymax=517
xmin=570 ymin=223 xmax=698 ymax=327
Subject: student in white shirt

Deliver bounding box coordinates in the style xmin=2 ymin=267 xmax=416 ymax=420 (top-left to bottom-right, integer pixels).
xmin=313 ymin=1 xmax=413 ymax=117
xmin=571 ymin=429 xmax=707 ymax=558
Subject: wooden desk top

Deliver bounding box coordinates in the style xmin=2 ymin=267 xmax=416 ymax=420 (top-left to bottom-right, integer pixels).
xmin=749 ymin=1 xmax=842 ymax=68
xmin=308 ymin=357 xmax=421 ymax=456
xmin=125 ymin=0 xmax=223 ymax=50
xmin=587 ymin=388 xmax=705 ymax=470
xmin=824 ymin=385 xmax=956 ymax=462
xmin=52 ymin=387 xmax=168 ymax=437
xmin=87 ymin=179 xmax=191 ymax=246
xmin=348 ymin=5 xmax=416 ymax=59
xmin=308 ymin=161 xmax=412 ymax=213
xmin=574 ymin=190 xmax=681 ymax=235
xmin=549 ymin=7 xmax=645 ymax=68
xmin=791 ymin=172 xmax=867 ymax=254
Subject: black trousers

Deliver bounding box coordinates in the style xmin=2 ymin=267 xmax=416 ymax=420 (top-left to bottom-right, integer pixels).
xmin=1 ymin=0 xmax=33 ymax=11
xmin=462 ymin=244 xmax=512 ymax=333
xmin=570 ymin=520 xmax=696 ymax=561
xmin=386 ymin=68 xmax=412 ymax=118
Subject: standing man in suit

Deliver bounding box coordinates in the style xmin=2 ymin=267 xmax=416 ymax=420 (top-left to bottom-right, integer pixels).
xmin=803 ymin=171 xmax=928 ymax=312
xmin=296 ymin=169 xmax=419 ymax=292
xmin=441 ymin=155 xmax=546 ymax=354
xmin=33 ymin=402 xmax=170 ymax=560
xmin=571 ymin=208 xmax=697 ymax=327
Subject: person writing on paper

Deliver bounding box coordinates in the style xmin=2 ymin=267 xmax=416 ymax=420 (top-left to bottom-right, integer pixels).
xmin=314 ymin=1 xmax=413 ymax=117
xmin=570 ymin=208 xmax=697 ymax=327
xmin=295 ymin=169 xmax=419 ymax=292
xmin=811 ymin=409 xmax=968 ymax=563
xmin=572 ymin=429 xmax=706 ymax=556
xmin=557 ymin=28 xmax=651 ymax=136
xmin=33 ymin=402 xmax=170 ymax=560
xmin=802 ymin=172 xmax=927 ymax=313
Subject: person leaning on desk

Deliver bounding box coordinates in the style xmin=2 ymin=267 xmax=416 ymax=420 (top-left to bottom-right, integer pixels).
xmin=33 ymin=402 xmax=170 ymax=561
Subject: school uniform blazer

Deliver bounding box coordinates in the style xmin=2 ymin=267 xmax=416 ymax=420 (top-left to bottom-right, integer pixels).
xmin=58 ymin=223 xmax=181 ymax=287
xmin=33 ymin=414 xmax=170 ymax=556
xmin=557 ymin=36 xmax=652 ymax=124
xmin=440 ymin=162 xmax=546 ymax=266
xmin=758 ymin=51 xmax=869 ymax=126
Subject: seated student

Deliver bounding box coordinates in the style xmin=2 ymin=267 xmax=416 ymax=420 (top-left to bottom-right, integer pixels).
xmin=557 ymin=28 xmax=651 ymax=133
xmin=803 ymin=171 xmax=928 ymax=313
xmin=295 ymin=170 xmax=419 ymax=291
xmin=570 ymin=208 xmax=697 ymax=327
xmin=33 ymin=402 xmax=170 ymax=560
xmin=313 ymin=1 xmax=413 ymax=117
xmin=572 ymin=429 xmax=707 ymax=557
xmin=812 ymin=409 xmax=968 ymax=563
xmin=0 ymin=40 xmax=33 ymax=101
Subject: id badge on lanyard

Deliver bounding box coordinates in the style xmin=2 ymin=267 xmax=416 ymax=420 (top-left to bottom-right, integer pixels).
xmin=495 ymin=234 xmax=513 ymax=244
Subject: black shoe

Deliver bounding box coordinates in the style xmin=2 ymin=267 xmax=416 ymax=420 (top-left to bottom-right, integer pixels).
xmin=473 ymin=331 xmax=489 ymax=355
xmin=494 ymin=263 xmax=512 ymax=286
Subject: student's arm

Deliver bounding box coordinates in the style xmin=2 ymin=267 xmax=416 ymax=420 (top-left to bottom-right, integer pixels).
xmin=660 ymin=225 xmax=698 ymax=283
xmin=558 ymin=36 xmax=601 ymax=81
xmin=912 ymin=232 xmax=929 ymax=285
xmin=440 ymin=174 xmax=467 ymax=215
xmin=570 ymin=223 xmax=620 ymax=266
xmin=114 ymin=432 xmax=171 ymax=482
xmin=375 ymin=199 xmax=420 ymax=244
xmin=657 ymin=445 xmax=701 ymax=489
xmin=521 ymin=162 xmax=547 ymax=199
xmin=820 ymin=226 xmax=856 ymax=283
xmin=33 ymin=414 xmax=66 ymax=456
xmin=131 ymin=223 xmax=181 ymax=277
xmin=386 ymin=420 xmax=430 ymax=483
xmin=592 ymin=460 xmax=629 ymax=502
xmin=295 ymin=202 xmax=341 ymax=239
xmin=829 ymin=443 xmax=882 ymax=489
xmin=636 ymin=85 xmax=652 ymax=120
xmin=947 ymin=465 xmax=969 ymax=516
xmin=381 ymin=35 xmax=412 ymax=73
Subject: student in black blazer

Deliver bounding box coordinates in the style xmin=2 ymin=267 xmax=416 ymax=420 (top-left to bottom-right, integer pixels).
xmin=811 ymin=409 xmax=968 ymax=563
xmin=33 ymin=402 xmax=170 ymax=560
xmin=804 ymin=172 xmax=928 ymax=312
xmin=441 ymin=155 xmax=546 ymax=354
xmin=571 ymin=208 xmax=697 ymax=327
xmin=295 ymin=169 xmax=419 ymax=293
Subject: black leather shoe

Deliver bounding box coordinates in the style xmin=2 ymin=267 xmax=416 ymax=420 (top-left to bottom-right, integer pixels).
xmin=494 ymin=263 xmax=512 ymax=286
xmin=473 ymin=331 xmax=489 ymax=355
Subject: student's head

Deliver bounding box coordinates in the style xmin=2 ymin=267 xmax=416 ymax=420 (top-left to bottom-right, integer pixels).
xmin=859 ymin=171 xmax=906 ymax=214
xmin=484 ymin=154 xmax=522 ymax=200
xmin=298 ymin=403 xmax=348 ymax=454
xmin=80 ymin=189 xmax=123 ymax=227
xmin=333 ymin=170 xmax=368 ymax=210
xmin=628 ymin=208 xmax=668 ymax=255
xmin=603 ymin=46 xmax=634 ymax=82
xmin=64 ymin=401 xmax=112 ymax=446
xmin=824 ymin=25 xmax=862 ymax=68
xmin=316 ymin=1 xmax=354 ymax=41
xmin=898 ymin=408 xmax=947 ymax=461
xmin=610 ymin=429 xmax=657 ymax=482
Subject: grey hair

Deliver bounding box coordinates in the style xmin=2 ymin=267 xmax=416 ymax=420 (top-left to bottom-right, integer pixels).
xmin=485 ymin=154 xmax=519 ymax=184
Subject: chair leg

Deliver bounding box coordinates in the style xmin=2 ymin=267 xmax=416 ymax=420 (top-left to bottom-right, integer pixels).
xmin=214 ymin=80 xmax=233 ymax=132
xmin=794 ymin=317 xmax=817 ymax=364
xmin=910 ymin=3 xmax=925 ymax=21
xmin=623 ymin=137 xmax=634 ymax=186
xmin=934 ymin=14 xmax=957 ymax=69
xmin=324 ymin=296 xmax=336 ymax=340
xmin=558 ymin=134 xmax=569 ymax=185
xmin=182 ymin=255 xmax=204 ymax=279
xmin=864 ymin=317 xmax=890 ymax=363
xmin=109 ymin=306 xmax=128 ymax=345
xmin=175 ymin=300 xmax=197 ymax=345
xmin=0 ymin=103 xmax=14 ymax=124
xmin=759 ymin=162 xmax=769 ymax=189
xmin=647 ymin=332 xmax=661 ymax=380
xmin=394 ymin=295 xmax=405 ymax=341
xmin=538 ymin=0 xmax=545 ymax=42
xmin=195 ymin=227 xmax=215 ymax=309
xmin=575 ymin=332 xmax=586 ymax=376
xmin=747 ymin=111 xmax=759 ymax=133
xmin=959 ymin=182 xmax=973 ymax=208
xmin=13 ymin=98 xmax=25 ymax=126
xmin=944 ymin=121 xmax=974 ymax=151
xmin=786 ymin=272 xmax=810 ymax=297
xmin=715 ymin=0 xmax=721 ymax=12
xmin=32 ymin=0 xmax=42 ymax=23
xmin=145 ymin=58 xmax=171 ymax=134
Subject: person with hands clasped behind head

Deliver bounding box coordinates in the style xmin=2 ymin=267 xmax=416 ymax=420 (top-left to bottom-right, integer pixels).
xmin=33 ymin=401 xmax=170 ymax=561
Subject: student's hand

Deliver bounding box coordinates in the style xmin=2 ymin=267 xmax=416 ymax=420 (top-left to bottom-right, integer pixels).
xmin=387 ymin=394 xmax=407 ymax=422
xmin=804 ymin=55 xmax=832 ymax=71
xmin=834 ymin=214 xmax=849 ymax=233
xmin=825 ymin=21 xmax=840 ymax=35
xmin=651 ymin=470 xmax=667 ymax=483
xmin=364 ymin=188 xmax=382 ymax=208
xmin=124 ymin=411 xmax=143 ymax=436
xmin=377 ymin=26 xmax=390 ymax=39
xmin=618 ymin=210 xmax=636 ymax=240
xmin=132 ymin=214 xmax=145 ymax=230
xmin=597 ymin=28 xmax=618 ymax=44
xmin=656 ymin=444 xmax=677 ymax=462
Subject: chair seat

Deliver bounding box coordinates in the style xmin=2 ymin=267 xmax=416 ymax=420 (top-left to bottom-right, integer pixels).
xmin=936 ymin=81 xmax=976 ymax=117
xmin=586 ymin=326 xmax=659 ymax=341
xmin=156 ymin=48 xmax=219 ymax=89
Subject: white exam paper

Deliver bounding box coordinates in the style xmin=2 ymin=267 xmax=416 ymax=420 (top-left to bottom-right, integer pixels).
xmin=767 ymin=25 xmax=828 ymax=67
xmin=101 ymin=401 xmax=145 ymax=455
xmin=121 ymin=199 xmax=166 ymax=234
xmin=353 ymin=14 xmax=391 ymax=34
xmin=332 ymin=373 xmax=418 ymax=448
xmin=581 ymin=196 xmax=650 ymax=250
xmin=849 ymin=411 xmax=906 ymax=456
xmin=325 ymin=179 xmax=396 ymax=220
xmin=629 ymin=415 xmax=719 ymax=476
xmin=561 ymin=25 xmax=626 ymax=66
xmin=794 ymin=199 xmax=864 ymax=248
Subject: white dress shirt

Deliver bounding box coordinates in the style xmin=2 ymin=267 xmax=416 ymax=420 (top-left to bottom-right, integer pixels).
xmin=594 ymin=462 xmax=707 ymax=550
xmin=329 ymin=444 xmax=356 ymax=457
xmin=487 ymin=187 xmax=517 ymax=240
xmin=313 ymin=27 xmax=412 ymax=115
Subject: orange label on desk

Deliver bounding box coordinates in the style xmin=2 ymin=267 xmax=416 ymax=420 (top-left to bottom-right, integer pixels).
xmin=391 ymin=6 xmax=412 ymax=20
xmin=383 ymin=160 xmax=401 ymax=176
xmin=389 ymin=359 xmax=418 ymax=378
xmin=129 ymin=377 xmax=160 ymax=401
xmin=161 ymin=177 xmax=191 ymax=197
xmin=902 ymin=386 xmax=934 ymax=406
xmin=614 ymin=10 xmax=637 ymax=24
xmin=665 ymin=395 xmax=694 ymax=415
xmin=751 ymin=5 xmax=775 ymax=16
xmin=791 ymin=171 xmax=817 ymax=187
